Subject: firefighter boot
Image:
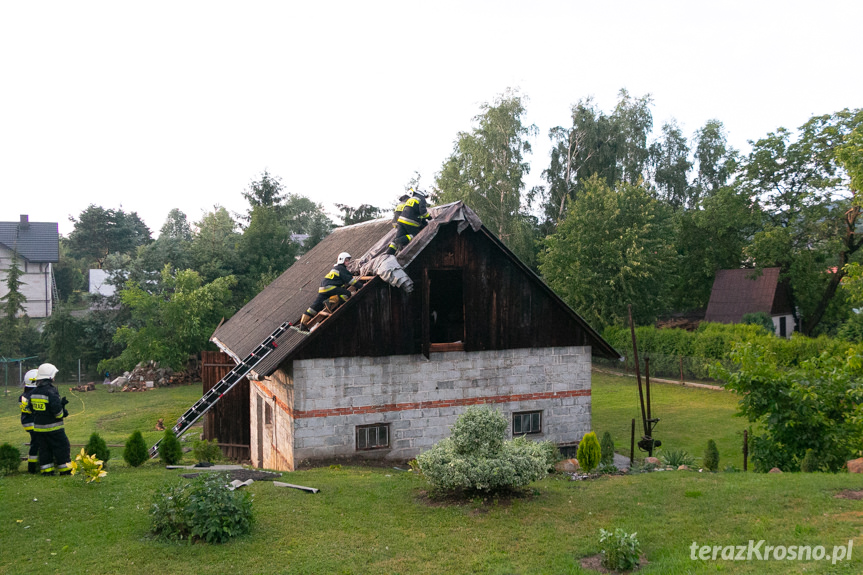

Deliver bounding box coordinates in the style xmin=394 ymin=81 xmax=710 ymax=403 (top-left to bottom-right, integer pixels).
xmin=299 ymin=314 xmax=312 ymax=331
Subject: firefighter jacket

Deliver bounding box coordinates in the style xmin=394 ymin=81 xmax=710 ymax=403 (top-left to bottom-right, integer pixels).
xmin=19 ymin=383 xmax=38 ymax=431
xmin=30 ymin=381 xmax=65 ymax=432
xmin=318 ymin=263 xmax=359 ymax=294
xmin=391 ymin=194 xmax=410 ymax=227
xmin=396 ymin=195 xmax=431 ymax=229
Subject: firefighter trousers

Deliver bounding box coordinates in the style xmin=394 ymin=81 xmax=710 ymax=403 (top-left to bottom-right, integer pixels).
xmin=37 ymin=429 xmax=72 ymax=475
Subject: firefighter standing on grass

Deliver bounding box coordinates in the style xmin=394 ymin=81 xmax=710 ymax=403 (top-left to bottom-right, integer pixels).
xmin=300 ymin=252 xmax=362 ymax=330
xmin=30 ymin=363 xmax=72 ymax=475
xmin=385 ymin=188 xmax=431 ymax=255
xmin=18 ymin=369 xmax=40 ymax=473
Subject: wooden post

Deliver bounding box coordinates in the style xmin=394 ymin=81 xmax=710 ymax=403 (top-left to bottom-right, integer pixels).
xmin=743 ymin=429 xmax=748 ymax=472
xmin=630 ymin=418 xmax=636 ymax=466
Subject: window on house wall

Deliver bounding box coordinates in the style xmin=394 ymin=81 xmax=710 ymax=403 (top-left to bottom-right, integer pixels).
xmin=513 ymin=411 xmax=542 ymax=435
xmin=428 ymin=269 xmax=465 ymax=347
xmin=356 ymin=423 xmax=390 ymax=450
xmin=265 ymin=403 xmax=273 ymax=425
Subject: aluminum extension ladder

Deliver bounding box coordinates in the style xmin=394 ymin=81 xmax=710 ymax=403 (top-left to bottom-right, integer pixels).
xmin=148 ymin=319 xmax=294 ymax=458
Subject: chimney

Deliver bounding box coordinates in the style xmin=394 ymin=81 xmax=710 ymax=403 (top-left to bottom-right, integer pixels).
xmin=19 ymin=215 xmax=29 ymax=229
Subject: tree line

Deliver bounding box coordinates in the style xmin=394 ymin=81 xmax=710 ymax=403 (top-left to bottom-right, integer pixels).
xmin=3 ymin=89 xmax=861 ymax=379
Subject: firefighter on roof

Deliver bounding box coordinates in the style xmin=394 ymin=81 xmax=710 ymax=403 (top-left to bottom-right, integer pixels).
xmin=300 ymin=252 xmax=362 ymax=330
xmin=19 ymin=368 xmax=40 ymax=473
xmin=385 ymin=187 xmax=431 ymax=255
xmin=30 ymin=363 xmax=72 ymax=475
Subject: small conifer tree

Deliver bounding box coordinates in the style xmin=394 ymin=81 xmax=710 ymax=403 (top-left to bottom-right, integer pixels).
xmin=600 ymin=431 xmax=615 ymax=465
xmin=577 ymin=431 xmax=601 ymax=473
xmin=84 ymin=432 xmax=111 ymax=467
xmin=800 ymin=449 xmax=819 ymax=473
xmin=159 ymin=428 xmax=184 ymax=465
xmin=0 ymin=443 xmax=21 ymax=475
xmin=123 ymin=430 xmax=149 ymax=467
xmin=703 ymin=439 xmax=720 ymax=472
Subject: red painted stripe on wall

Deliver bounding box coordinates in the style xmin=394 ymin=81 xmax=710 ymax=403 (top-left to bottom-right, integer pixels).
xmin=252 ymin=380 xmax=589 ymax=420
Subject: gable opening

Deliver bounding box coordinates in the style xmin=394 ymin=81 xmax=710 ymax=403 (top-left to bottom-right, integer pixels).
xmin=428 ymin=269 xmax=465 ymax=350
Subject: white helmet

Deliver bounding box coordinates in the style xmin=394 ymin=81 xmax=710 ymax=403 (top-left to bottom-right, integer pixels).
xmin=36 ymin=363 xmax=59 ymax=381
xmin=337 ymin=252 xmax=351 ymax=265
xmin=411 ymin=187 xmax=428 ymax=198
xmin=24 ymin=369 xmax=38 ymax=386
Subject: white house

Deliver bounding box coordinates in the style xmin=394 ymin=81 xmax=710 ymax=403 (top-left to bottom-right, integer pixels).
xmin=0 ymin=215 xmax=59 ymax=318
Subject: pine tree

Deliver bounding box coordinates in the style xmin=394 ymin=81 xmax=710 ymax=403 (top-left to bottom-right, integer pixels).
xmin=0 ymin=250 xmax=27 ymax=357
xmin=703 ymin=439 xmax=720 ymax=472
xmin=577 ymin=431 xmax=601 ymax=473
xmin=123 ymin=430 xmax=149 ymax=467
xmin=158 ymin=428 xmax=184 ymax=465
xmin=84 ymin=432 xmax=111 ymax=466
xmin=600 ymin=431 xmax=615 ymax=466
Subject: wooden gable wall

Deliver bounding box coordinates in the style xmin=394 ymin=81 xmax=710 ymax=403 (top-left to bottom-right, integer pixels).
xmin=291 ymin=222 xmax=605 ymax=362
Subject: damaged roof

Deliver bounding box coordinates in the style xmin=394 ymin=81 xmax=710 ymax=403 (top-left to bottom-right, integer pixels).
xmin=211 ymin=201 xmax=618 ymax=376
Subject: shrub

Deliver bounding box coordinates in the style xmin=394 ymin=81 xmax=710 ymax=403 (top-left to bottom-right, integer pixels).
xmin=0 ymin=443 xmax=21 ymax=475
xmin=416 ymin=406 xmax=552 ymax=493
xmin=150 ymin=472 xmax=253 ymax=543
xmin=715 ymin=343 xmax=863 ymax=472
xmin=70 ymin=448 xmax=107 ymax=483
xmin=703 ymin=440 xmax=720 ymax=472
xmin=600 ymin=431 xmax=615 ymax=466
xmin=599 ymin=528 xmax=641 ymax=571
xmin=742 ymin=311 xmax=775 ymax=335
xmin=660 ymin=448 xmax=695 ymax=468
xmin=84 ymin=432 xmax=111 ymax=467
xmin=123 ymin=430 xmax=149 ymax=467
xmin=192 ymin=438 xmax=223 ymax=464
xmin=800 ymin=449 xmax=819 ymax=473
xmin=159 ymin=429 xmax=184 ymax=465
xmin=577 ymin=431 xmax=601 ymax=473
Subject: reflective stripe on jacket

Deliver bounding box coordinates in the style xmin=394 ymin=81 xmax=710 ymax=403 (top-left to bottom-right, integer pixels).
xmin=318 ymin=263 xmax=358 ymax=293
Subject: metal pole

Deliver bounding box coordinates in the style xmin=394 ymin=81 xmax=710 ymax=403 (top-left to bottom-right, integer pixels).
xmin=628 ymin=305 xmax=648 ymax=436
xmin=680 ymin=356 xmax=684 ymax=384
xmin=630 ymin=418 xmax=636 ymax=466
xmin=645 ymin=357 xmax=652 ymax=422
xmin=78 ymin=359 xmax=81 ymax=384
xmin=743 ymin=430 xmax=748 ymax=472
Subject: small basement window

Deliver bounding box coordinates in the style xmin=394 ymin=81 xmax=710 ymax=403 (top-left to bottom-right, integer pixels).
xmin=513 ymin=411 xmax=542 ymax=435
xmin=356 ymin=423 xmax=390 ymax=450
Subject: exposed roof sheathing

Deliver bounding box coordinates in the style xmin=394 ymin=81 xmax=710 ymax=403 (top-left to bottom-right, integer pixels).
xmin=704 ymin=267 xmax=791 ymax=324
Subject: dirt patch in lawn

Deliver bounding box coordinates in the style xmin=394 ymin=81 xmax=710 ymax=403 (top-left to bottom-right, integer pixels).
xmin=834 ymin=489 xmax=863 ymax=500
xmin=579 ymin=553 xmax=648 ymax=574
xmin=180 ymin=469 xmax=282 ymax=482
xmin=414 ymin=488 xmax=533 ymax=509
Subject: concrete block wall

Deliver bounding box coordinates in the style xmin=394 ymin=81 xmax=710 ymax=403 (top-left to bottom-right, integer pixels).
xmin=289 ymin=346 xmax=591 ymax=466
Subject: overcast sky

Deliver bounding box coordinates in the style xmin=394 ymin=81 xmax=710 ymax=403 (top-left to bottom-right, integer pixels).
xmin=2 ymin=1 xmax=860 ymax=237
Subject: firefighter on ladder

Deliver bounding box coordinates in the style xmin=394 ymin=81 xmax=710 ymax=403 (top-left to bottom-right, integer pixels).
xmin=385 ymin=187 xmax=431 ymax=255
xmin=19 ymin=368 xmax=40 ymax=473
xmin=300 ymin=252 xmax=362 ymax=331
xmin=30 ymin=363 xmax=72 ymax=475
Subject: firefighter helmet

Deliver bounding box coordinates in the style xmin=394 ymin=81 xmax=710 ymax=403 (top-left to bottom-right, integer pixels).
xmin=23 ymin=369 xmax=38 ymax=385
xmin=337 ymin=252 xmax=351 ymax=264
xmin=36 ymin=363 xmax=59 ymax=381
xmin=411 ymin=187 xmax=428 ymax=198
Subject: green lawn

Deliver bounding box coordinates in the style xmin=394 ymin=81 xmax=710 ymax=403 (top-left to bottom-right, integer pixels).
xmin=591 ymin=372 xmax=749 ymax=467
xmin=0 ymin=377 xmax=861 ymax=574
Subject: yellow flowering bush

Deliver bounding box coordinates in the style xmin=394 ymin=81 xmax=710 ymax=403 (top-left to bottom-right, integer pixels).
xmin=70 ymin=448 xmax=107 ymax=483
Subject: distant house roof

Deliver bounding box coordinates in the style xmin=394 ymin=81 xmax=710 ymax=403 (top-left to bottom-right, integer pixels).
xmin=704 ymin=267 xmax=794 ymax=324
xmin=0 ymin=215 xmax=59 ymax=262
xmin=212 ymin=201 xmax=618 ymax=377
